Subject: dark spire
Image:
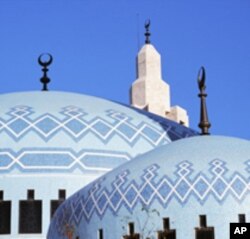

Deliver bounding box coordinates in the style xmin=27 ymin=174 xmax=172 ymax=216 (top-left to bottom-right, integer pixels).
xmin=144 ymin=19 xmax=151 ymax=44
xmin=197 ymin=66 xmax=211 ymax=135
xmin=38 ymin=53 xmax=53 ymax=91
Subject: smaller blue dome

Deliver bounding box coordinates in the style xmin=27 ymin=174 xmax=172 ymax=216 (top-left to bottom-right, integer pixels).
xmin=48 ymin=136 xmax=250 ymax=239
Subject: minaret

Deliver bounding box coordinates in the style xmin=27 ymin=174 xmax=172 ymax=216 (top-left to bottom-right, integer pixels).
xmin=130 ymin=21 xmax=189 ymax=126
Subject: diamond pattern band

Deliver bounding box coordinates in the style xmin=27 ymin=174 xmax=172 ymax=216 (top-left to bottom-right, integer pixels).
xmin=52 ymin=158 xmax=250 ymax=233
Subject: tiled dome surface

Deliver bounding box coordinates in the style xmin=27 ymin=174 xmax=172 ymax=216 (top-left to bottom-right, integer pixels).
xmin=49 ymin=136 xmax=250 ymax=239
xmin=0 ymin=91 xmax=197 ymax=175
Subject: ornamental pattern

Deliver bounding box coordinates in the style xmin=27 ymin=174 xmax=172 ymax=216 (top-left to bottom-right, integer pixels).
xmin=53 ymin=159 xmax=250 ymax=233
xmin=0 ymin=148 xmax=131 ymax=173
xmin=0 ymin=106 xmax=195 ymax=144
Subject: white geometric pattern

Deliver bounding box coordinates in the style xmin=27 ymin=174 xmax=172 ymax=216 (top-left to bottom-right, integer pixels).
xmin=0 ymin=148 xmax=131 ymax=173
xmin=0 ymin=106 xmax=176 ymax=146
xmin=52 ymin=159 xmax=250 ymax=231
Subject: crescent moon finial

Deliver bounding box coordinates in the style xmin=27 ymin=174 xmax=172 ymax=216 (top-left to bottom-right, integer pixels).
xmin=38 ymin=53 xmax=53 ymax=67
xmin=198 ymin=66 xmax=206 ymax=92
xmin=38 ymin=53 xmax=53 ymax=91
xmin=144 ymin=18 xmax=151 ymax=44
xmin=145 ymin=19 xmax=150 ymax=29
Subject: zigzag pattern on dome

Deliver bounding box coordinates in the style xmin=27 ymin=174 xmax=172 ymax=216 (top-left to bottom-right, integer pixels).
xmin=0 ymin=105 xmax=178 ymax=145
xmin=53 ymin=159 xmax=250 ymax=232
xmin=0 ymin=148 xmax=131 ymax=173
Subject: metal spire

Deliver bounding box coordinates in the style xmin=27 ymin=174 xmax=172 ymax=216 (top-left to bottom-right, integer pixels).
xmin=144 ymin=19 xmax=151 ymax=44
xmin=197 ymin=66 xmax=211 ymax=135
xmin=38 ymin=53 xmax=53 ymax=91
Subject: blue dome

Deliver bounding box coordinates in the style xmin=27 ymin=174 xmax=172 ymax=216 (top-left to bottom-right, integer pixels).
xmin=0 ymin=91 xmax=197 ymax=238
xmin=49 ymin=136 xmax=250 ymax=239
xmin=0 ymin=91 xmax=196 ymax=175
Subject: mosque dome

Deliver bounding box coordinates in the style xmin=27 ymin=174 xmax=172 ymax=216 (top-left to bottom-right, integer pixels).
xmin=48 ymin=136 xmax=250 ymax=239
xmin=0 ymin=90 xmax=197 ymax=238
xmin=0 ymin=91 xmax=197 ymax=175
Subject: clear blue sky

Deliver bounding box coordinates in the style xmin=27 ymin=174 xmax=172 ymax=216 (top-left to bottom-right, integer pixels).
xmin=0 ymin=0 xmax=250 ymax=139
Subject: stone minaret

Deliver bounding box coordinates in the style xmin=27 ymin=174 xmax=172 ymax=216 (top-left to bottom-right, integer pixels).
xmin=130 ymin=21 xmax=189 ymax=126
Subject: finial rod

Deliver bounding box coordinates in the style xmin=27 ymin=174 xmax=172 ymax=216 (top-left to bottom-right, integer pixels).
xmin=144 ymin=19 xmax=151 ymax=44
xmin=38 ymin=53 xmax=53 ymax=91
xmin=198 ymin=66 xmax=211 ymax=135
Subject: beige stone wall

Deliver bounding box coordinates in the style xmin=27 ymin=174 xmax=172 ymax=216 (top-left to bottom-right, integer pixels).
xmin=130 ymin=43 xmax=189 ymax=127
xmin=166 ymin=106 xmax=189 ymax=127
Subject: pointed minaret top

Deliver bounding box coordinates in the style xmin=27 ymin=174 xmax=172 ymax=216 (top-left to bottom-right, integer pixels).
xmin=144 ymin=19 xmax=151 ymax=44
xmin=130 ymin=22 xmax=189 ymax=127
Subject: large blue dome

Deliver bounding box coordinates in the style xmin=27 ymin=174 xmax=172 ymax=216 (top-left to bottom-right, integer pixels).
xmin=0 ymin=91 xmax=196 ymax=175
xmin=49 ymin=136 xmax=250 ymax=239
xmin=0 ymin=91 xmax=197 ymax=238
